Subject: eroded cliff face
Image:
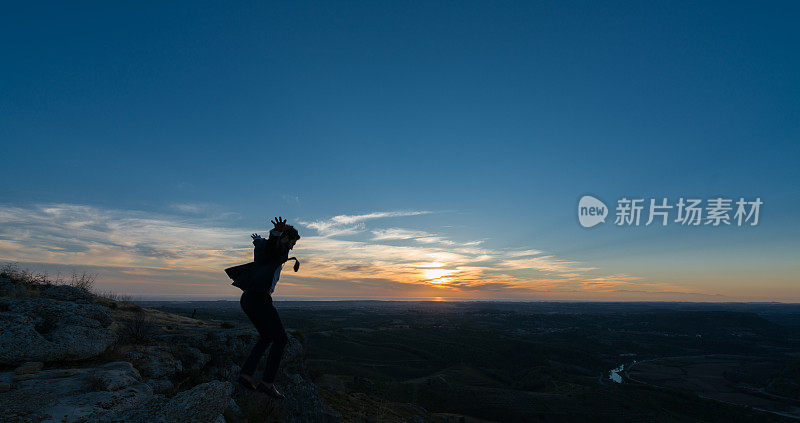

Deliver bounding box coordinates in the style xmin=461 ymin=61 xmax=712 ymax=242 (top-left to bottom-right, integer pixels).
xmin=0 ymin=277 xmax=337 ymax=422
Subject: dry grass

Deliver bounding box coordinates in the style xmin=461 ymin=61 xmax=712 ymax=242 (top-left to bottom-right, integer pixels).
xmin=1 ymin=262 xmax=46 ymax=285
xmin=1 ymin=262 xmax=44 ymax=297
xmin=1 ymin=262 xmax=97 ymax=293
xmin=121 ymin=309 xmax=152 ymax=343
xmin=1 ymin=262 xmax=141 ymax=310
xmin=69 ymin=270 xmax=96 ymax=293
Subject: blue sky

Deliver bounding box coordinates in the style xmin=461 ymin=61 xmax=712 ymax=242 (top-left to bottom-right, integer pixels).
xmin=1 ymin=1 xmax=798 ymax=300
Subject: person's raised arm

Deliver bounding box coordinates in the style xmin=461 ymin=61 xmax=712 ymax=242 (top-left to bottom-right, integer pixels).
xmin=268 ymin=216 xmax=287 ymax=239
xmin=262 ymin=216 xmax=290 ymax=261
xmin=267 ymin=217 xmax=285 ymax=246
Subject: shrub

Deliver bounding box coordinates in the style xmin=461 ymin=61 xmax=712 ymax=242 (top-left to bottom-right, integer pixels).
xmin=70 ymin=271 xmax=96 ymax=293
xmin=96 ymin=290 xmax=131 ymax=303
xmin=1 ymin=262 xmax=99 ymax=298
xmin=0 ymin=262 xmax=45 ymax=287
xmin=121 ymin=309 xmax=152 ymax=343
xmin=121 ymin=302 xmax=143 ymax=312
xmin=94 ymin=290 xmax=141 ymax=311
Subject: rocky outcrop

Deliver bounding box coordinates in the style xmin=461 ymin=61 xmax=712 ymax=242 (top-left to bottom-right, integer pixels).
xmin=0 ymin=277 xmax=30 ymax=298
xmin=233 ymin=372 xmax=328 ymax=423
xmin=162 ymin=380 xmax=233 ymax=422
xmin=0 ymin=296 xmax=116 ymax=364
xmin=128 ymin=345 xmax=184 ymax=385
xmin=38 ymin=283 xmax=97 ymax=302
xmin=0 ymin=279 xmax=332 ymax=422
xmin=14 ymin=361 xmax=44 ymax=375
xmin=155 ymin=324 xmax=332 ymax=422
xmin=0 ymin=361 xmax=152 ymax=422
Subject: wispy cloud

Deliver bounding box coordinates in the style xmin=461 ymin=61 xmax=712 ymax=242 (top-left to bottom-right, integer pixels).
xmin=371 ymin=227 xmax=466 ymax=246
xmin=0 ymin=203 xmax=700 ymax=300
xmin=169 ymin=202 xmax=242 ymax=220
xmin=0 ymin=204 xmax=244 ymax=272
xmin=281 ymin=194 xmax=301 ymax=206
xmin=371 ymin=228 xmax=429 ymax=240
xmin=170 ymin=203 xmax=205 ymax=214
xmin=499 ymin=256 xmax=596 ymax=273
xmin=298 ymin=211 xmax=431 ymax=236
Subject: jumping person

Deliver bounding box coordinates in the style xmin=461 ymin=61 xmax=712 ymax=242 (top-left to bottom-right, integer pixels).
xmin=224 ymin=216 xmax=301 ymax=399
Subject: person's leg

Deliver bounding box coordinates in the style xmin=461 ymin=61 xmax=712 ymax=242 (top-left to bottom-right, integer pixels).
xmin=260 ymin=299 xmax=289 ymax=384
xmin=239 ymin=291 xmax=274 ymax=382
xmin=240 ymin=337 xmax=267 ymax=377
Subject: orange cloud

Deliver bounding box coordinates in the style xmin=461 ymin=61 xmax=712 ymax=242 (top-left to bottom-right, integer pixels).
xmin=0 ymin=203 xmax=757 ymax=301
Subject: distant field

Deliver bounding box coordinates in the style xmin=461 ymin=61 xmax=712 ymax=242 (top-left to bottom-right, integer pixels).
xmin=142 ymin=300 xmax=800 ymax=422
xmin=627 ymin=355 xmax=800 ymax=418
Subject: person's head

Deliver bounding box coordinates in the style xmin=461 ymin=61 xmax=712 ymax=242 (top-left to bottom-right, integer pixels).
xmin=281 ymin=226 xmax=300 ymax=250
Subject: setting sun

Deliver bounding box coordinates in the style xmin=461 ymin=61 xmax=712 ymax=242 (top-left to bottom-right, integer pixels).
xmin=422 ymin=268 xmax=454 ymax=284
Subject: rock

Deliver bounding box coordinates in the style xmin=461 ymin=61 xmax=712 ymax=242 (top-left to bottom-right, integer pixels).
xmin=0 ymin=278 xmax=29 ymax=297
xmin=12 ymin=373 xmax=35 ymax=382
xmin=196 ymin=327 xmax=256 ymax=366
xmin=178 ymin=346 xmax=210 ymax=370
xmin=154 ymin=330 xmax=208 ymax=347
xmin=146 ymin=378 xmax=174 ymax=393
xmin=2 ymin=296 xmax=113 ymax=327
xmin=0 ymin=297 xmax=116 ymax=365
xmin=14 ymin=361 xmax=44 ymax=374
xmin=0 ymin=361 xmax=153 ymax=422
xmin=215 ymin=331 xmax=329 ymax=422
xmin=1 ymin=286 xmax=331 ymax=422
xmin=91 ymin=361 xmax=144 ymax=391
xmin=223 ymin=398 xmax=246 ymax=423
xmin=125 ymin=350 xmax=145 ymax=361
xmin=132 ymin=345 xmax=183 ymax=379
xmin=317 ymin=374 xmax=346 ymax=394
xmin=38 ymin=284 xmax=95 ymax=302
xmin=161 ymin=380 xmax=233 ymax=422
xmin=45 ymin=369 xmax=79 ymax=378
xmin=233 ymin=368 xmax=327 ymax=423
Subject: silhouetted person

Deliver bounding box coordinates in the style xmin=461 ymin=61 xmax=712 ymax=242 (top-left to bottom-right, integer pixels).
xmin=224 ymin=216 xmax=301 ymax=399
xmin=191 ymin=308 xmax=196 ymax=319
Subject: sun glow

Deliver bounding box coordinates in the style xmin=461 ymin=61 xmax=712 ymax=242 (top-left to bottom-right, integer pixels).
xmin=422 ymin=268 xmax=454 ymax=284
xmin=416 ymin=261 xmax=445 ymax=268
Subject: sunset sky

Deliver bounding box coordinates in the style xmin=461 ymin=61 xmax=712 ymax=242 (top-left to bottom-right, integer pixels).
xmin=1 ymin=2 xmax=798 ymax=301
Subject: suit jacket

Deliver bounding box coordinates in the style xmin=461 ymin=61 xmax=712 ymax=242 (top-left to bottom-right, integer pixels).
xmin=225 ymin=229 xmax=289 ymax=292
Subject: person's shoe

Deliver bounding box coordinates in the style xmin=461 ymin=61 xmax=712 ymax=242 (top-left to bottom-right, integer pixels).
xmin=237 ymin=374 xmax=256 ymax=390
xmin=255 ymin=382 xmax=285 ymax=399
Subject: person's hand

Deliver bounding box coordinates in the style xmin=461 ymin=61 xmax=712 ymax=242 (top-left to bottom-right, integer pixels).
xmin=251 ymin=233 xmax=261 ymax=240
xmin=270 ymin=216 xmax=288 ymax=231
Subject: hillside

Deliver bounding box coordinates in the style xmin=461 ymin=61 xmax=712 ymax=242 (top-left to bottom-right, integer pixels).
xmin=0 ymin=272 xmax=335 ymax=422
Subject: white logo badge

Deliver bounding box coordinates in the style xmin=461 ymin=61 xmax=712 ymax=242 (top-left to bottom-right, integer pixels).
xmin=578 ymin=195 xmax=608 ymax=228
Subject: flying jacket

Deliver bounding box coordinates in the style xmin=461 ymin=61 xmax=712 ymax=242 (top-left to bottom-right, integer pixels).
xmin=225 ymin=229 xmax=289 ymax=293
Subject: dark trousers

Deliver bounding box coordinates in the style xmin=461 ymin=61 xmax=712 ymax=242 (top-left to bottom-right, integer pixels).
xmin=239 ymin=290 xmax=288 ymax=383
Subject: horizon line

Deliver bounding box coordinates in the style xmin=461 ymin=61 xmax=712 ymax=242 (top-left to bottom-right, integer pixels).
xmin=132 ymin=296 xmax=800 ymax=304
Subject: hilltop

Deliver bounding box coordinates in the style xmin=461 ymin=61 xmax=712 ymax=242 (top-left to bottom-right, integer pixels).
xmin=0 ymin=266 xmax=335 ymax=422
